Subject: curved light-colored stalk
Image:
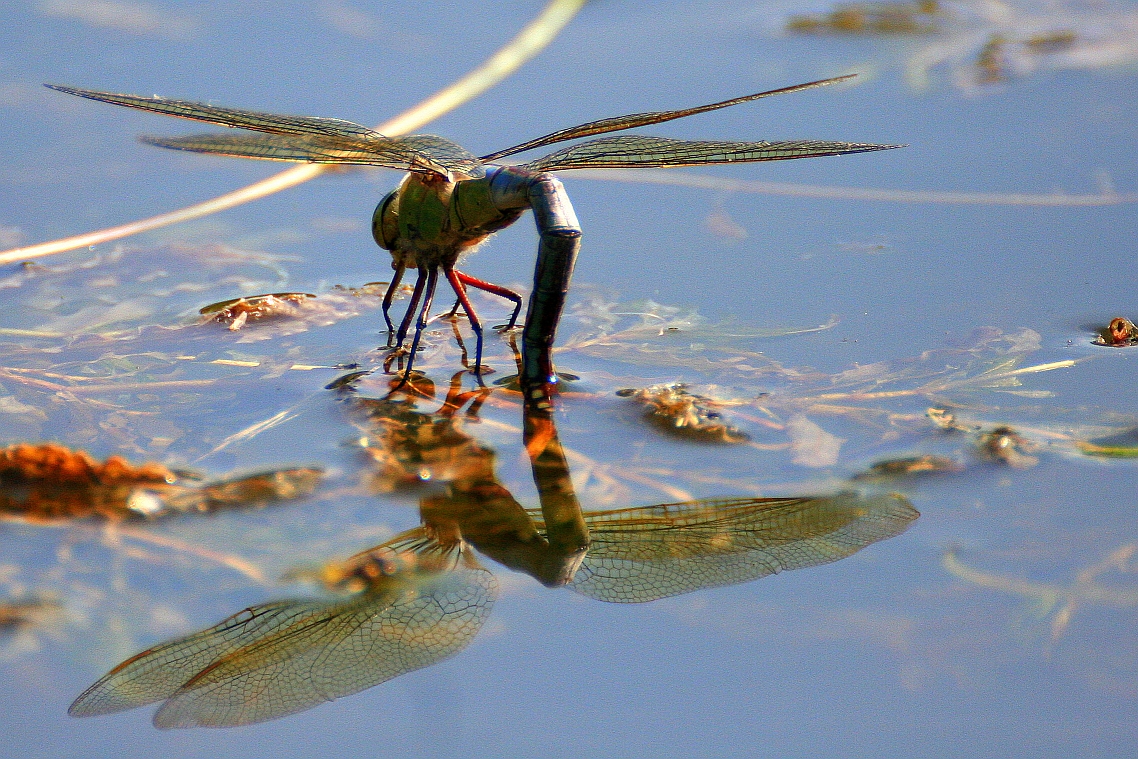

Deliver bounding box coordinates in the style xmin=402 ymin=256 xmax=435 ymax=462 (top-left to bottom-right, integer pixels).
xmin=0 ymin=0 xmax=587 ymax=266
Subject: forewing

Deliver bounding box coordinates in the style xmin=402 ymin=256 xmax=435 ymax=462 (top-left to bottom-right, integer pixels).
xmin=521 ymin=135 xmax=903 ymax=172
xmin=481 ymin=75 xmax=855 ymax=162
xmin=152 ymin=545 xmax=497 ymax=728
xmin=46 ymin=84 xmax=486 ymax=178
xmin=45 ymin=84 xmax=380 ymax=140
xmin=141 ymin=132 xmax=486 ymax=177
xmin=567 ymin=493 xmax=918 ymax=603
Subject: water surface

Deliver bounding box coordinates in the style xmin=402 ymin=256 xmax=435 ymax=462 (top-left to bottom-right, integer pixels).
xmin=1 ymin=1 xmax=1136 ymax=757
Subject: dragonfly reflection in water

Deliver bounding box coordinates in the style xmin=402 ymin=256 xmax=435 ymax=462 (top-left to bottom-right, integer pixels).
xmin=69 ymin=376 xmax=919 ymax=728
xmin=45 ymin=77 xmax=901 ymax=404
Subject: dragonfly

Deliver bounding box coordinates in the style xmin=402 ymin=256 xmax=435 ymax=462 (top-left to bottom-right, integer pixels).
xmin=46 ymin=76 xmax=901 ymax=403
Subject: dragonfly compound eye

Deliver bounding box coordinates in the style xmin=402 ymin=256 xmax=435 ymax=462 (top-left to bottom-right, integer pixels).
xmin=372 ymin=190 xmax=400 ymax=251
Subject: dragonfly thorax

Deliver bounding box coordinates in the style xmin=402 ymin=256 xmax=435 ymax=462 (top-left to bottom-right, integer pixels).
xmin=373 ymin=173 xmax=496 ymax=270
xmin=372 ymin=169 xmax=529 ymax=271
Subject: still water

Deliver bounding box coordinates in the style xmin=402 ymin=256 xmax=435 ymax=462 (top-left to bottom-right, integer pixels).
xmin=1 ymin=0 xmax=1136 ymax=757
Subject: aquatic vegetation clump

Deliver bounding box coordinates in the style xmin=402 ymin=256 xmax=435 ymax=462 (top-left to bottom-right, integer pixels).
xmin=1092 ymin=316 xmax=1138 ymax=347
xmin=976 ymin=425 xmax=1039 ymax=468
xmin=0 ymin=442 xmax=175 ymax=486
xmin=1075 ymin=428 xmax=1138 ymax=458
xmin=199 ymin=292 xmax=316 ymax=330
xmin=853 ymin=454 xmax=964 ymax=480
xmin=0 ymin=442 xmax=321 ymax=523
xmin=616 ymin=383 xmax=750 ymax=443
xmin=788 ymin=0 xmax=944 ymax=35
xmin=784 ymin=0 xmax=1138 ymax=91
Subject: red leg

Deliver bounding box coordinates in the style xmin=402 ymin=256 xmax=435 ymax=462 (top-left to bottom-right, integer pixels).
xmin=444 ymin=267 xmax=486 ymax=376
xmin=452 ymin=270 xmax=524 ymax=329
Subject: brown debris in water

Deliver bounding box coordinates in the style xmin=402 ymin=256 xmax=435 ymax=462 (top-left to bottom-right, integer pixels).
xmin=199 ymin=292 xmax=316 ymax=330
xmin=853 ymin=454 xmax=964 ymax=480
xmin=0 ymin=596 xmax=63 ymax=632
xmin=617 ymin=384 xmax=749 ymax=444
xmin=1093 ymin=316 xmax=1138 ymax=347
xmin=787 ymin=0 xmax=942 ymax=35
xmin=0 ymin=442 xmax=321 ymax=523
xmin=977 ymin=425 xmax=1039 ymax=469
xmin=0 ymin=442 xmax=175 ymax=486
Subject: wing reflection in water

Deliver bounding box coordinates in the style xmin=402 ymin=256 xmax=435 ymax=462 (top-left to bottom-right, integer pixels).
xmin=70 ymin=531 xmax=495 ymax=728
xmin=564 ymin=493 xmax=917 ymax=603
xmin=70 ymin=375 xmax=917 ymax=727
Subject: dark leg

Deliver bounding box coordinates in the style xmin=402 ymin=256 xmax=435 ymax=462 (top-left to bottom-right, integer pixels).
xmin=381 ymin=265 xmax=406 ymax=345
xmin=399 ymin=266 xmax=439 ymax=380
xmin=393 ymin=267 xmax=427 ymax=349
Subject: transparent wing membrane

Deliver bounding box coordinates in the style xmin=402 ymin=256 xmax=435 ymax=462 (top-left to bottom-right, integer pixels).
xmin=70 ymin=532 xmax=497 ymax=728
xmin=68 ymin=601 xmax=321 ymax=717
xmin=46 ymin=84 xmax=485 ymax=178
xmin=140 ymin=133 xmax=486 ymax=177
xmin=521 ymin=136 xmax=903 ymax=172
xmin=47 ymin=77 xmax=896 ymax=181
xmin=480 ymin=75 xmax=856 ymax=162
xmin=45 ymin=84 xmax=382 ymax=140
xmin=564 ymin=493 xmax=918 ymax=603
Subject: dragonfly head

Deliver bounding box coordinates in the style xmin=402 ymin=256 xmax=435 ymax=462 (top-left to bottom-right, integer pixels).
xmin=372 ymin=189 xmax=400 ymax=251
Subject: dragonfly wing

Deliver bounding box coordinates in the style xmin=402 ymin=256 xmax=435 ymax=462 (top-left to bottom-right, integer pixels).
xmin=151 ymin=543 xmax=497 ymax=728
xmin=568 ymin=493 xmax=918 ymax=603
xmin=397 ymin=134 xmax=487 ymax=178
xmin=520 ymin=135 xmax=903 ymax=172
xmin=141 ymin=132 xmax=486 ymax=177
xmin=47 ymin=84 xmax=486 ymax=178
xmin=480 ymin=75 xmax=856 ymax=162
xmin=45 ymin=83 xmax=381 ymax=140
xmin=68 ymin=600 xmax=321 ymax=717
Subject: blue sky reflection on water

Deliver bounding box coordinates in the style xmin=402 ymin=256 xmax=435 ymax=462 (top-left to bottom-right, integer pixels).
xmin=1 ymin=0 xmax=1137 ymax=757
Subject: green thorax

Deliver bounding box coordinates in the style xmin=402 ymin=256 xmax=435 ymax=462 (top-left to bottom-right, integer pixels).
xmin=372 ymin=169 xmax=527 ymax=270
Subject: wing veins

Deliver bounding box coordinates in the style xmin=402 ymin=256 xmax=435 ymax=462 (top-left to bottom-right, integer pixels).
xmin=139 ymin=133 xmax=448 ymax=173
xmin=45 ymin=83 xmax=381 ymax=140
xmin=520 ymin=136 xmax=904 ymax=172
xmin=480 ymin=75 xmax=856 ymax=162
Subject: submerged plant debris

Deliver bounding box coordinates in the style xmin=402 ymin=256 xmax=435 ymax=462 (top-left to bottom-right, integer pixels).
xmin=781 ymin=0 xmax=1138 ymax=91
xmin=563 ymin=292 xmax=837 ymax=376
xmin=0 ymin=596 xmax=64 ymax=633
xmin=787 ymin=0 xmax=943 ymax=35
xmin=976 ymin=425 xmax=1039 ymax=468
xmin=944 ymin=543 xmax=1138 ymax=643
xmin=852 ymin=454 xmax=963 ymax=480
xmin=0 ymin=442 xmax=176 ymax=486
xmin=200 ymin=292 xmax=316 ymax=330
xmin=1092 ymin=316 xmax=1138 ymax=347
xmin=615 ymin=383 xmax=750 ymax=444
xmin=1075 ymin=428 xmax=1138 ymax=458
xmin=0 ymin=442 xmax=321 ymax=523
